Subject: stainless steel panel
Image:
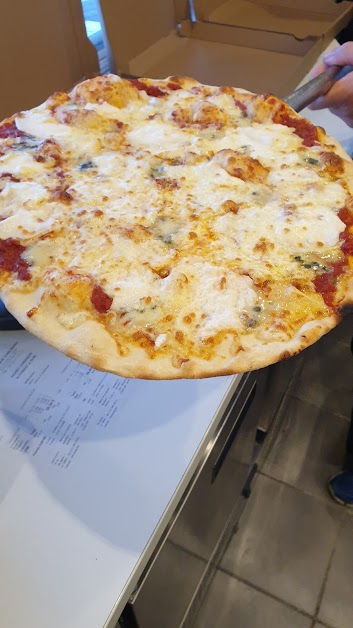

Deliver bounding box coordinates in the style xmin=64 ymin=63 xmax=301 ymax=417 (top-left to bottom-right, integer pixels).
xmin=131 ymin=372 xmax=261 ymax=628
xmin=169 ymin=377 xmax=259 ymax=560
xmin=130 ymin=542 xmax=206 ymax=628
xmin=169 ymin=457 xmax=250 ymax=561
xmin=256 ymin=352 xmax=304 ymax=433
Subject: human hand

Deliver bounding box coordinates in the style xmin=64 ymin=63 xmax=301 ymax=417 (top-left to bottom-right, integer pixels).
xmin=308 ymin=42 xmax=353 ymax=127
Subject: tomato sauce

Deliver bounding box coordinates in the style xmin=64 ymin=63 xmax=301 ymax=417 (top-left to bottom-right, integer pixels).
xmin=167 ymin=82 xmax=182 ymax=91
xmin=0 ymin=120 xmax=26 ymax=140
xmin=313 ymin=260 xmax=346 ymax=308
xmin=274 ymin=110 xmax=318 ymax=147
xmin=233 ymin=98 xmax=248 ymax=116
xmin=0 ymin=172 xmax=20 ymax=182
xmin=338 ymin=206 xmax=353 ymax=227
xmin=0 ymin=238 xmax=31 ymax=280
xmin=340 ymin=231 xmax=353 ymax=255
xmin=312 ymin=201 xmax=353 ymax=307
xmin=91 ymin=285 xmax=113 ymax=313
xmin=129 ymin=79 xmax=166 ymax=98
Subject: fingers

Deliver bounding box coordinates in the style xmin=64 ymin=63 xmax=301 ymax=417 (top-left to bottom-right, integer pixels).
xmin=308 ymin=72 xmax=353 ymax=111
xmin=305 ymin=42 xmax=353 ymax=125
xmin=322 ymin=41 xmax=353 ymax=67
xmin=308 ymin=95 xmax=327 ymax=111
xmin=308 ymin=42 xmax=353 ymax=90
xmin=307 ymin=61 xmax=326 ymax=81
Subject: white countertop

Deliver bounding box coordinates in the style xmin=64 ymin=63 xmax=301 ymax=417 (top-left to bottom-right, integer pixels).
xmin=0 ymin=331 xmax=241 ymax=628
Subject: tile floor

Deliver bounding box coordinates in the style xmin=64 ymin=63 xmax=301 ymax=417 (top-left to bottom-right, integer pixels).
xmin=195 ymin=313 xmax=353 ymax=628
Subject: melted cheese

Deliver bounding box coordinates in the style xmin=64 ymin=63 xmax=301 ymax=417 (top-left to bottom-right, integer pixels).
xmin=0 ymin=152 xmax=44 ymax=175
xmin=0 ymin=213 xmax=54 ymax=240
xmin=1 ymin=181 xmax=48 ymax=206
xmin=16 ymin=109 xmax=99 ymax=153
xmin=189 ymin=265 xmax=257 ymax=337
xmin=0 ymin=74 xmax=350 ymax=371
xmin=127 ymin=120 xmax=195 ymax=150
xmin=0 ymin=182 xmax=52 ymax=239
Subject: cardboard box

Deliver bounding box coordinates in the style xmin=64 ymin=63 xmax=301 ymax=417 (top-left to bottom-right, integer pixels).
xmin=193 ymin=0 xmax=351 ymax=39
xmin=0 ymin=0 xmax=99 ymax=120
xmin=100 ymin=0 xmax=353 ymax=98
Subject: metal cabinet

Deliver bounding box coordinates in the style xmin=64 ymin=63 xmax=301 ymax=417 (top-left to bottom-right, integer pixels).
xmin=121 ymin=372 xmax=261 ymax=628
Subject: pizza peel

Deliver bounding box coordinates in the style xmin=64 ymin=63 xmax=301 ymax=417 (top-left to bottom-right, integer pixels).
xmin=1 ymin=65 xmax=353 ymax=333
xmin=284 ymin=64 xmax=353 ymax=112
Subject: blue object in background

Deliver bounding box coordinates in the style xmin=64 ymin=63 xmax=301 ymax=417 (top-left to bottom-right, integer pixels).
xmin=80 ymin=0 xmax=110 ymax=73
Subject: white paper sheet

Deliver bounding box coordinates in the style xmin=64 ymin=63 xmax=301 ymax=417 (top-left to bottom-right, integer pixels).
xmin=0 ymin=330 xmax=237 ymax=628
xmin=0 ymin=331 xmax=132 ymax=470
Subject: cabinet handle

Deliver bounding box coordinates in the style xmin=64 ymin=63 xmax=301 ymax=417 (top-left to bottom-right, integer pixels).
xmin=211 ymin=383 xmax=256 ymax=484
xmin=241 ymin=463 xmax=258 ymax=499
xmin=120 ymin=604 xmax=140 ymax=628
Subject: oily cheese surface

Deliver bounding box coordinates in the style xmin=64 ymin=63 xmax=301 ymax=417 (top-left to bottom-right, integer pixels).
xmin=1 ymin=74 xmax=353 ymax=379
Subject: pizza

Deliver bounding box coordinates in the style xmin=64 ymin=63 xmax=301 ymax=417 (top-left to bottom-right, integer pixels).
xmin=0 ymin=74 xmax=353 ymax=379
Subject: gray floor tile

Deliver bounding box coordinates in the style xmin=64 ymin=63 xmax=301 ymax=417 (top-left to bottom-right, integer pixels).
xmin=262 ymin=394 xmax=349 ymax=503
xmin=221 ymin=475 xmax=341 ymax=615
xmin=318 ymin=516 xmax=353 ymax=628
xmin=290 ymin=335 xmax=353 ymax=419
xmin=194 ymin=569 xmax=312 ymax=628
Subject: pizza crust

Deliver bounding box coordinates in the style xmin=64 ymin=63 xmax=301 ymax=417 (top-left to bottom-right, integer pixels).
xmin=1 ymin=289 xmax=338 ymax=379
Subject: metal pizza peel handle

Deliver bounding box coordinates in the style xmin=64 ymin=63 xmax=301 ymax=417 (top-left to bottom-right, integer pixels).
xmin=284 ymin=65 xmax=353 ymax=112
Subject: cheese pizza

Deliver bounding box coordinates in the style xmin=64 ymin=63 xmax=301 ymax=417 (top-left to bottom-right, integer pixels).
xmin=0 ymin=74 xmax=353 ymax=379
